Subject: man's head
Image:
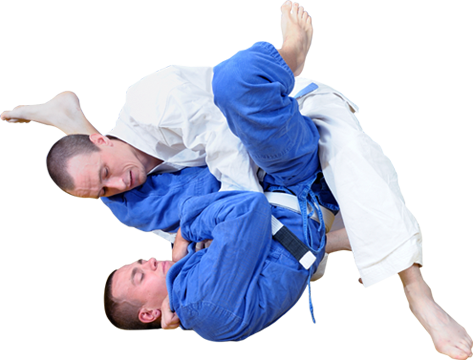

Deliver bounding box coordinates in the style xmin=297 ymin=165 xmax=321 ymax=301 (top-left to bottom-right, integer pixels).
xmin=104 ymin=258 xmax=175 ymax=330
xmin=47 ymin=134 xmax=149 ymax=198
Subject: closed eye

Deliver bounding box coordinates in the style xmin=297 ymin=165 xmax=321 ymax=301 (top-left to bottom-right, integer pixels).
xmin=101 ymin=168 xmax=110 ymax=197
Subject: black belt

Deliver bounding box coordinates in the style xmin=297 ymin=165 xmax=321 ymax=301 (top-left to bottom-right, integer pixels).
xmin=270 ymin=215 xmax=316 ymax=270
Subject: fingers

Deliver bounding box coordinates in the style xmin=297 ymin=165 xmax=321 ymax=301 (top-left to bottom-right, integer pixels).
xmin=163 ymin=312 xmax=180 ymax=330
xmin=162 ymin=310 xmax=180 ymax=329
xmin=161 ymin=296 xmax=180 ymax=330
xmin=195 ymin=242 xmax=204 ymax=251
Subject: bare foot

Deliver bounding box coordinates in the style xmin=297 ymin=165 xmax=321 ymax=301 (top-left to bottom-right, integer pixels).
xmin=400 ymin=265 xmax=473 ymax=359
xmin=278 ymin=1 xmax=313 ymax=76
xmin=1 ymin=91 xmax=99 ymax=135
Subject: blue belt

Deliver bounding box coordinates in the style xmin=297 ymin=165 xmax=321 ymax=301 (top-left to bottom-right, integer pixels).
xmin=269 ymin=83 xmax=326 ymax=323
xmin=293 ymin=82 xmax=319 ymax=98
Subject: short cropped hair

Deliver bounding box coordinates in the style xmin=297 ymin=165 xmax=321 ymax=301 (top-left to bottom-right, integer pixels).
xmin=46 ymin=134 xmax=100 ymax=192
xmin=104 ymin=270 xmax=162 ymax=330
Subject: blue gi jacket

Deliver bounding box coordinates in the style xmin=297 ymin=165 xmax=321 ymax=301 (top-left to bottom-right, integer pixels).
xmin=167 ymin=191 xmax=324 ymax=341
xmin=102 ymin=166 xmax=220 ymax=234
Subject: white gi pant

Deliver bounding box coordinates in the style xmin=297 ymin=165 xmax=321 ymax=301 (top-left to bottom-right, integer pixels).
xmin=291 ymin=79 xmax=423 ymax=287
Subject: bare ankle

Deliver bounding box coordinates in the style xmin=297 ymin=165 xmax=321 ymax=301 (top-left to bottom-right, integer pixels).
xmin=277 ymin=48 xmax=298 ymax=75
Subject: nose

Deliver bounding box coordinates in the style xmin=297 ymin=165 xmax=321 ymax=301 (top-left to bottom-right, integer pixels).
xmin=105 ymin=176 xmax=127 ymax=192
xmin=144 ymin=258 xmax=158 ymax=271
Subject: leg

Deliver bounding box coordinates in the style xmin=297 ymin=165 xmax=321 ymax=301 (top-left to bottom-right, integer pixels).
xmin=325 ymin=227 xmax=351 ymax=254
xmin=298 ymin=84 xmax=423 ymax=286
xmin=322 ymin=182 xmax=472 ymax=359
xmin=212 ymin=1 xmax=317 ymax=187
xmin=1 ymin=91 xmax=99 ymax=135
xmin=400 ymin=265 xmax=473 ymax=359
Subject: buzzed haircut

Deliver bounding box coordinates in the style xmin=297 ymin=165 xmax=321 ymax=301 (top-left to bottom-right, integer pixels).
xmin=104 ymin=270 xmax=161 ymax=330
xmin=46 ymin=134 xmax=100 ymax=192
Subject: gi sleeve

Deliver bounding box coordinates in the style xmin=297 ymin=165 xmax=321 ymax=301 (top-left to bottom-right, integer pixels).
xmin=175 ymin=191 xmax=273 ymax=320
xmin=101 ymin=167 xmax=221 ymax=234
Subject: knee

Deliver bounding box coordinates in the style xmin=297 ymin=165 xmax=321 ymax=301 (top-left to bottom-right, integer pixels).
xmin=211 ymin=70 xmax=233 ymax=112
xmin=212 ymin=51 xmax=252 ymax=108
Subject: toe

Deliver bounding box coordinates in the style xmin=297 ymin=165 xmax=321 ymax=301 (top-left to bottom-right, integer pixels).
xmin=458 ymin=342 xmax=473 ymax=356
xmin=281 ymin=0 xmax=292 ymax=13
xmin=298 ymin=6 xmax=304 ymax=18
xmin=450 ymin=347 xmax=468 ymax=360
xmin=456 ymin=344 xmax=470 ymax=356
xmin=292 ymin=2 xmax=299 ymax=16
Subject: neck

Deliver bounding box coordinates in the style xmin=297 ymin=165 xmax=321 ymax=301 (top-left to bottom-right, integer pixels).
xmin=134 ymin=147 xmax=163 ymax=173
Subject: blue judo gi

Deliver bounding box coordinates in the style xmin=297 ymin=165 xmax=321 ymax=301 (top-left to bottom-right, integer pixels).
xmin=165 ymin=42 xmax=338 ymax=341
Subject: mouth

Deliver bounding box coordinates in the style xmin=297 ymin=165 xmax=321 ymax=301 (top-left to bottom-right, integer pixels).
xmin=129 ymin=170 xmax=133 ymax=189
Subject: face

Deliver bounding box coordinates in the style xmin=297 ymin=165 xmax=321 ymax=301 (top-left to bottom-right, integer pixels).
xmin=67 ymin=135 xmax=148 ymax=198
xmin=112 ymin=258 xmax=175 ymax=313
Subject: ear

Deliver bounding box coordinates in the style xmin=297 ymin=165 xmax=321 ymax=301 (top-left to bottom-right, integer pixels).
xmin=89 ymin=134 xmax=113 ymax=147
xmin=138 ymin=308 xmax=162 ymax=324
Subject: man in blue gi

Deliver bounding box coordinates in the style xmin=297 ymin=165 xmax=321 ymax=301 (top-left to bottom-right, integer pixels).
xmin=103 ymin=4 xmax=473 ymax=359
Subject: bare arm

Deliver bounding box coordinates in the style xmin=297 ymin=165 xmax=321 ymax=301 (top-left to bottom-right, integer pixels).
xmin=1 ymin=91 xmax=100 ymax=135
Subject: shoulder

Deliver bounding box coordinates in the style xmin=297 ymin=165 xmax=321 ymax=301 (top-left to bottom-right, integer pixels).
xmin=178 ymin=302 xmax=248 ymax=342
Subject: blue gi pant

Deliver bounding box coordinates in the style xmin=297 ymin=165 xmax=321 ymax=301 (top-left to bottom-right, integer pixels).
xmin=213 ymin=42 xmax=321 ymax=195
xmin=212 ymin=42 xmax=338 ymax=254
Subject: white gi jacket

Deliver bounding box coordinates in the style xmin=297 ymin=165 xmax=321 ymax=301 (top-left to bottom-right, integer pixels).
xmin=108 ymin=65 xmax=262 ymax=193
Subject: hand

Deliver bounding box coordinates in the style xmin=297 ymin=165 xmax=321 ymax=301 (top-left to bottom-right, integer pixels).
xmin=172 ymin=228 xmax=191 ymax=263
xmin=161 ymin=295 xmax=180 ymax=330
xmin=195 ymin=239 xmax=213 ymax=251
